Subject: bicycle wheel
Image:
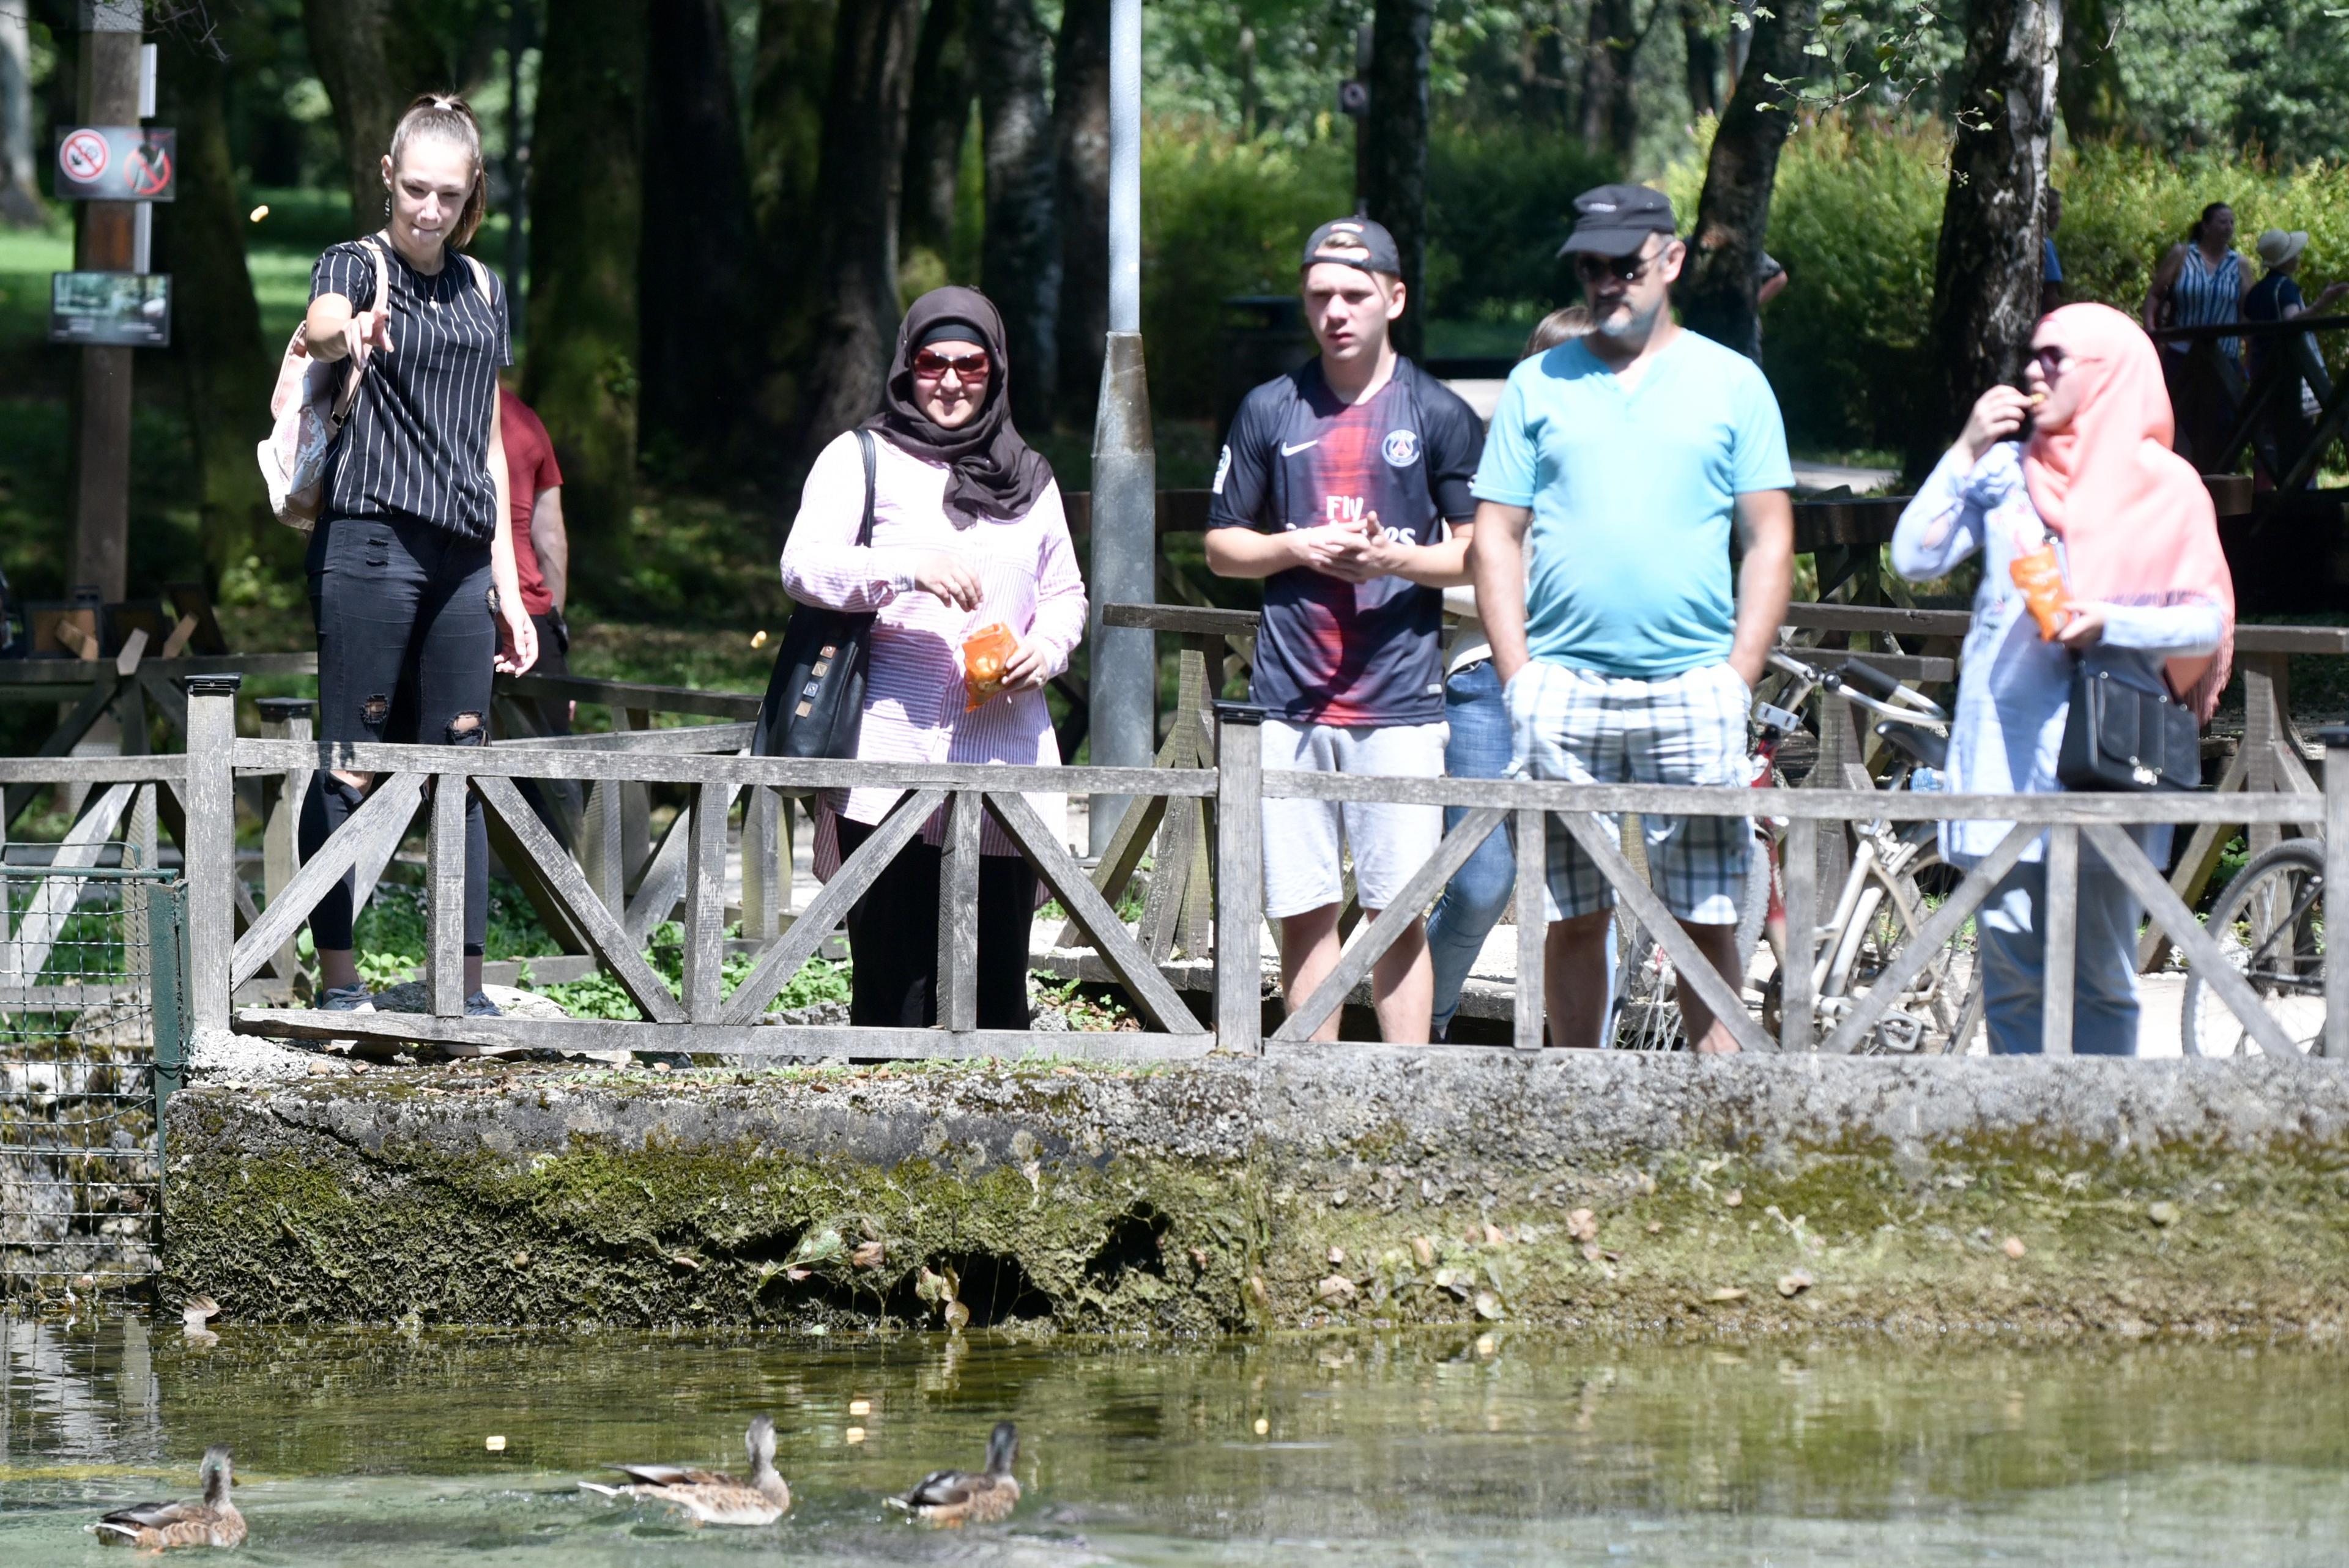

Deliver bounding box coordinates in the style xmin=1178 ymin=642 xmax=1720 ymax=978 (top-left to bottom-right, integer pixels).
xmin=1610 ymin=834 xmax=1773 ymax=1051
xmin=2181 ymin=839 xmax=2325 ymax=1057
xmin=1820 ymin=849 xmax=1974 ymax=1054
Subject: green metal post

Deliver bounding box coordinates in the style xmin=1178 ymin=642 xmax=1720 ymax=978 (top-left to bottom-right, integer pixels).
xmin=148 ymin=881 xmax=189 ymax=1169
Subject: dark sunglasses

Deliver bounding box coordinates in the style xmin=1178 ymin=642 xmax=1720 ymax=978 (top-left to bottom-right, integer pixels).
xmin=2032 ymin=345 xmax=2072 ymax=375
xmin=1573 ymin=251 xmax=1653 ymax=285
xmin=913 ymin=348 xmax=992 ymax=379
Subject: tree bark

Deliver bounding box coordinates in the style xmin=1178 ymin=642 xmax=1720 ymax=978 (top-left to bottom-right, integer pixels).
xmin=902 ymin=0 xmax=974 ymax=267
xmin=1579 ymin=0 xmax=1641 ymax=169
xmin=300 ymin=0 xmax=444 ymax=234
xmin=1680 ymin=0 xmax=1723 ymax=118
xmin=749 ymin=0 xmax=837 ymax=256
xmin=793 ymin=0 xmax=923 ymax=466
xmin=156 ymin=26 xmax=281 ymax=581
xmin=974 ymin=0 xmax=1059 ymax=432
xmin=639 ymin=0 xmax=754 ymax=473
xmin=1914 ymin=0 xmax=2062 ymax=475
xmin=1052 ymin=0 xmax=1108 ymax=430
xmin=0 ymin=9 xmax=42 ymax=226
xmin=1362 ymin=0 xmax=1433 ymax=361
xmin=523 ymin=0 xmax=650 ymax=559
xmin=1679 ymin=0 xmax=1820 ymax=361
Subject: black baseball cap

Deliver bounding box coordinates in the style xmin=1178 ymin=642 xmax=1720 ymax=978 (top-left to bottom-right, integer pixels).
xmin=1301 ymin=216 xmax=1403 ymax=275
xmin=1557 ymin=184 xmax=1679 ymax=259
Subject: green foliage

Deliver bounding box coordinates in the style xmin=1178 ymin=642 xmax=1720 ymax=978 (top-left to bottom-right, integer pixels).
xmin=1426 ymin=125 xmax=1618 ymax=326
xmin=1671 ymin=123 xmax=2349 ymax=450
xmin=1141 ymin=125 xmax=1352 ymax=418
xmin=536 ymin=920 xmax=853 ymax=1021
xmin=2109 ymin=0 xmax=2349 ymax=165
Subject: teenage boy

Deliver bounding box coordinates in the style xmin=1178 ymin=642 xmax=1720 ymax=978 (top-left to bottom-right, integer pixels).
xmin=1468 ymin=185 xmax=1795 ymax=1054
xmin=1206 ymin=217 xmax=1484 ymax=1043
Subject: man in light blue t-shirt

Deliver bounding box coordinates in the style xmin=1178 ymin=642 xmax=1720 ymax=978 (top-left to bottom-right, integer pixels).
xmin=1466 ymin=183 xmax=1795 ymax=1055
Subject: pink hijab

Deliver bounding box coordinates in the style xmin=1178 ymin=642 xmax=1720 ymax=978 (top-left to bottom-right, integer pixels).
xmin=2022 ymin=303 xmax=2236 ymax=720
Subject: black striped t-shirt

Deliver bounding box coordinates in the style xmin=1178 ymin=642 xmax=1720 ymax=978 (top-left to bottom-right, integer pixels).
xmin=309 ymin=238 xmax=513 ymax=541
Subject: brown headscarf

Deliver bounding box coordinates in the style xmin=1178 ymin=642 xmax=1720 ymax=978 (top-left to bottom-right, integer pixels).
xmin=865 ymin=286 xmax=1054 ymax=526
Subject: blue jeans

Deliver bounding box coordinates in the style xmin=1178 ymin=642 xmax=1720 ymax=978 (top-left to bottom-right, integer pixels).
xmin=1975 ymin=844 xmax=2144 ymax=1056
xmin=1425 ymin=660 xmax=1516 ymax=1033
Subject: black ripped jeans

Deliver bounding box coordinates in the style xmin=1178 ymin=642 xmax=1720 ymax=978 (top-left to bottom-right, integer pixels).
xmin=302 ymin=516 xmax=495 ymax=954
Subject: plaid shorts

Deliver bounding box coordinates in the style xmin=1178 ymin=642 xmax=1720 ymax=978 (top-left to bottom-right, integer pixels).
xmin=1506 ymin=659 xmax=1753 ymax=923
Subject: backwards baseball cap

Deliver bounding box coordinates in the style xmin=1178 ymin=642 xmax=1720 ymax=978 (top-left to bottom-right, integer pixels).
xmin=1557 ymin=183 xmax=1679 ymax=259
xmin=1302 ymin=216 xmax=1403 ymax=275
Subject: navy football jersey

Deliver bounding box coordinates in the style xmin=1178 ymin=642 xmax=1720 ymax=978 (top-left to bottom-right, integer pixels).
xmin=1208 ymin=358 xmax=1482 ymax=725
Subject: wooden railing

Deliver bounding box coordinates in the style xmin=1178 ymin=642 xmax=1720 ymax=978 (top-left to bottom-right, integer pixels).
xmin=2151 ymin=314 xmax=2348 ymax=489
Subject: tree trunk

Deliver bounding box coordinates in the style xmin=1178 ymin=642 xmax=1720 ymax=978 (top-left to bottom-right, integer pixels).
xmin=1679 ymin=0 xmax=1820 ymax=361
xmin=902 ymin=0 xmax=974 ymax=267
xmin=974 ymin=0 xmax=1058 ymax=432
xmin=524 ymin=0 xmax=650 ymax=560
xmin=1523 ymin=1 xmax=1572 ymax=128
xmin=2058 ymin=0 xmax=2125 ymax=142
xmin=1680 ymin=0 xmax=1722 ymax=118
xmin=1362 ymin=0 xmax=1433 ymax=361
xmin=793 ymin=0 xmax=923 ymax=467
xmin=1579 ymin=0 xmax=1641 ymax=169
xmin=300 ymin=0 xmax=443 ymax=234
xmin=0 ymin=9 xmax=42 ymax=226
xmin=639 ymin=0 xmax=754 ymax=474
xmin=749 ymin=0 xmax=837 ymax=256
xmin=1915 ymin=0 xmax=2061 ymax=476
xmin=1052 ymin=0 xmax=1108 ymax=431
xmin=156 ymin=26 xmax=280 ymax=582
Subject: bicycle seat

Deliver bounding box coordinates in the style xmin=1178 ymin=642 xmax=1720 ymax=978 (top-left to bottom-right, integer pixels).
xmin=1875 ymin=720 xmax=1948 ymax=772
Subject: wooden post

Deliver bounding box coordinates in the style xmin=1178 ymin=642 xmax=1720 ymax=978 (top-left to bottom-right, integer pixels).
xmin=936 ymin=789 xmax=981 ymax=1032
xmin=1212 ymin=701 xmax=1266 ymax=1053
xmin=70 ymin=1 xmax=143 ymax=602
xmin=427 ymin=768 xmax=467 ymax=1018
xmin=2326 ymin=737 xmax=2349 ymax=1059
xmin=256 ymin=697 xmax=313 ymax=984
xmin=1780 ymin=818 xmax=1817 ymax=1051
xmin=681 ymin=780 xmax=733 ymax=1023
xmin=581 ymin=778 xmax=625 ymax=917
xmin=181 ymin=673 xmax=240 ymax=1034
xmin=617 ymin=705 xmax=653 ymax=889
xmin=740 ymin=784 xmax=787 ymax=940
xmin=2040 ymin=826 xmax=2076 ymax=1057
xmin=1512 ymin=809 xmax=1546 ymax=1051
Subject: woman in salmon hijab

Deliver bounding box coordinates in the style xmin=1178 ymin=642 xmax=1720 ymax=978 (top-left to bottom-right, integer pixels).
xmin=1892 ymin=303 xmax=2235 ymax=1055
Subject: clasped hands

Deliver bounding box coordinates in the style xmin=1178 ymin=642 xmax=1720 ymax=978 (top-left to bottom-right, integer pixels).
xmin=1288 ymin=511 xmax=1410 ymax=583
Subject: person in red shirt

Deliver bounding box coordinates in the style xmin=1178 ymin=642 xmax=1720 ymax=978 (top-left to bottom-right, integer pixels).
xmin=499 ymin=382 xmax=570 ymax=734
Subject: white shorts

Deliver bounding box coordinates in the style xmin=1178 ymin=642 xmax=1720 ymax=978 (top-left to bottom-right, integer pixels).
xmin=1261 ymin=719 xmax=1447 ymax=920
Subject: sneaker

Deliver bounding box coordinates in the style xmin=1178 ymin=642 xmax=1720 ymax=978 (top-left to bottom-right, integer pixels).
xmin=464 ymin=991 xmax=502 ymax=1018
xmin=319 ymin=985 xmax=375 ymax=1013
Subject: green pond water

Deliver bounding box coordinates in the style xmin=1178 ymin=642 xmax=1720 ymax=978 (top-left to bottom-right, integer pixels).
xmin=2 ymin=1317 xmax=2346 ymax=1565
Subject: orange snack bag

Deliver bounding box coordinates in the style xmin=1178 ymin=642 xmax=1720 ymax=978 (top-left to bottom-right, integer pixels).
xmin=2008 ymin=537 xmax=2070 ymax=640
xmin=962 ymin=622 xmax=1020 ymax=711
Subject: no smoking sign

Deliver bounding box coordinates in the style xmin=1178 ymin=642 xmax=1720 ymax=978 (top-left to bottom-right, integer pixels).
xmin=51 ymin=127 xmax=176 ymax=201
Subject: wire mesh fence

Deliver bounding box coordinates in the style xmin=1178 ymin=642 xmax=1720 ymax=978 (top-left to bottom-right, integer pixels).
xmin=0 ymin=848 xmax=186 ymax=1305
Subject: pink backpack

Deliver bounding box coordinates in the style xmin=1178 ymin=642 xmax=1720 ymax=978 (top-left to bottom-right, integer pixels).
xmin=256 ymin=236 xmax=390 ymax=533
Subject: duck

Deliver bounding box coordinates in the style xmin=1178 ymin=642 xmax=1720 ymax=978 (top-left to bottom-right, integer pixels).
xmin=92 ymin=1446 xmax=246 ymax=1550
xmin=579 ymin=1413 xmax=790 ymax=1526
xmin=888 ymin=1420 xmax=1021 ymax=1527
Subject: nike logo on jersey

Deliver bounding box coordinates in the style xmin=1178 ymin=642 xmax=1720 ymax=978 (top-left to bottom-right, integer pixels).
xmin=1280 ymin=440 xmax=1319 ymax=457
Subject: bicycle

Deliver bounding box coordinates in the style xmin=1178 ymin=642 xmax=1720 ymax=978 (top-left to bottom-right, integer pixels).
xmin=2180 ymin=837 xmax=2326 ymax=1056
xmin=1611 ymin=649 xmax=1982 ymax=1052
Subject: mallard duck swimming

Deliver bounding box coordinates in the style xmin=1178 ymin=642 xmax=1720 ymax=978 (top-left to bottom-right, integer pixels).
xmin=888 ymin=1420 xmax=1021 ymax=1526
xmin=579 ymin=1413 xmax=790 ymax=1526
xmin=92 ymin=1447 xmax=245 ymax=1550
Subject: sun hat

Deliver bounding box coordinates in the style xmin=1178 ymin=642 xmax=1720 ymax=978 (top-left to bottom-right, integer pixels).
xmin=2256 ymin=228 xmax=2309 ymax=269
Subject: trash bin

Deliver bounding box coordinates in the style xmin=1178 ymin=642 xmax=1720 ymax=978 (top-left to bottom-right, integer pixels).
xmin=1216 ymin=295 xmax=1312 ymax=439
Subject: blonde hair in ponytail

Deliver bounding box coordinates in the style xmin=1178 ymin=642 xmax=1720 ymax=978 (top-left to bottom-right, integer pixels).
xmin=388 ymin=93 xmax=488 ymax=250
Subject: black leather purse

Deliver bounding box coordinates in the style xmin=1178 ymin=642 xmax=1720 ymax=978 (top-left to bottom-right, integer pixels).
xmin=754 ymin=430 xmax=878 ymax=761
xmin=2056 ymin=652 xmax=2201 ymax=793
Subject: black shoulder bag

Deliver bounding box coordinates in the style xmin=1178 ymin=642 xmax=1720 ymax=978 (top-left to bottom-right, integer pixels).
xmin=2056 ymin=651 xmax=2202 ymax=793
xmin=754 ymin=430 xmax=878 ymax=760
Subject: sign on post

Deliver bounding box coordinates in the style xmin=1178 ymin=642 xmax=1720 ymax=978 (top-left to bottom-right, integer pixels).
xmin=49 ymin=272 xmax=171 ymax=347
xmin=51 ymin=126 xmax=174 ymax=201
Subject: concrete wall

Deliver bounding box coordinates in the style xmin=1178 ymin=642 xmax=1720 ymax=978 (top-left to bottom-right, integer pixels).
xmin=164 ymin=1052 xmax=2349 ymax=1335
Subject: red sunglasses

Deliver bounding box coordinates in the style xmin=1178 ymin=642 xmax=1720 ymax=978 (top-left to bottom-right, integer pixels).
xmin=912 ymin=348 xmax=992 ymax=379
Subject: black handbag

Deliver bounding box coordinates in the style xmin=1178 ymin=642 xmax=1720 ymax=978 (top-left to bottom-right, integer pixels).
xmin=2056 ymin=651 xmax=2202 ymax=793
xmin=754 ymin=430 xmax=878 ymax=761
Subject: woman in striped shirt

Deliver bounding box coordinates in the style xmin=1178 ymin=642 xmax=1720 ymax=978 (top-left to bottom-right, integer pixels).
xmin=2145 ymin=201 xmax=2252 ymax=464
xmin=297 ymin=95 xmax=539 ymax=1016
xmin=782 ymin=288 xmax=1086 ymax=1029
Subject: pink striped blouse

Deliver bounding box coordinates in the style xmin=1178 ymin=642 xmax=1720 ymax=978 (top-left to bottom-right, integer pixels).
xmin=781 ymin=428 xmax=1088 ymax=867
